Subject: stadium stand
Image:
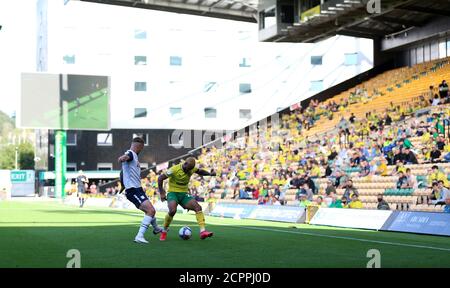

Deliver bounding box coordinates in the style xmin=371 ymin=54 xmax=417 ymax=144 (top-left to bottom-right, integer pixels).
xmin=181 ymin=57 xmax=450 ymax=213
xmin=98 ymin=57 xmax=450 ymax=214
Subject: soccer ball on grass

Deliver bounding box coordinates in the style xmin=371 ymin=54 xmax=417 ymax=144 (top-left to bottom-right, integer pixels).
xmin=178 ymin=226 xmax=192 ymax=240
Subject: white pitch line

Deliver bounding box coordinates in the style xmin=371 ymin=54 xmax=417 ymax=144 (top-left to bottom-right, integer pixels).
xmin=239 ymin=226 xmax=450 ymax=252
xmin=181 ymin=217 xmax=450 ymax=252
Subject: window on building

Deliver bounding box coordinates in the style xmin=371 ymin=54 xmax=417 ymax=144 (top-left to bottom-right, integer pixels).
xmin=67 ymin=163 xmax=77 ymax=172
xmin=416 ymin=46 xmax=424 ymax=64
xmin=134 ymin=108 xmax=147 ymax=118
xmin=97 ymin=163 xmax=113 ymax=171
xmin=63 ymin=54 xmax=75 ymax=64
xmin=311 ymin=56 xmax=322 ymax=65
xmin=424 ymin=44 xmax=431 ymax=62
xmin=66 ymin=131 xmax=77 ymax=146
xmin=132 ymin=133 xmax=149 ymax=146
xmin=134 ymin=29 xmax=147 ymax=39
xmin=169 ymin=107 xmax=182 ymax=117
xmin=134 ymin=56 xmax=147 ymax=65
xmin=239 ymin=109 xmax=252 ymax=119
xmin=410 ymin=48 xmax=417 ymax=66
xmin=134 ymin=82 xmax=147 ymax=91
xmin=344 ymin=53 xmax=359 ymax=65
xmin=204 ymin=108 xmax=217 ymax=118
xmin=439 ymin=39 xmax=447 ymax=59
xmin=447 ymin=39 xmax=450 ymax=58
xmin=97 ymin=133 xmax=113 ymax=146
xmin=170 ymin=56 xmax=182 ymax=66
xmin=431 ymin=41 xmax=439 ymax=60
xmin=203 ymin=82 xmax=217 ymax=92
xmin=239 ymin=83 xmax=252 ymax=94
xmin=310 ymin=80 xmax=323 ymax=92
xmin=239 ymin=58 xmax=251 ymax=68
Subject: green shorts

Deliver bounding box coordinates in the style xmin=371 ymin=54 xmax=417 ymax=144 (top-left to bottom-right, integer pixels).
xmin=167 ymin=192 xmax=194 ymax=206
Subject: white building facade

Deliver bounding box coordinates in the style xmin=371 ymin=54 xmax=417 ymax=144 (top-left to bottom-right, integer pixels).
xmin=44 ymin=0 xmax=373 ymax=131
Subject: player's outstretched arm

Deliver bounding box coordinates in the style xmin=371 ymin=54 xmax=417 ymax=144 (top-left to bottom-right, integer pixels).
xmin=117 ymin=154 xmax=130 ymax=163
xmin=158 ymin=174 xmax=168 ymax=201
xmin=196 ymin=169 xmax=216 ymax=177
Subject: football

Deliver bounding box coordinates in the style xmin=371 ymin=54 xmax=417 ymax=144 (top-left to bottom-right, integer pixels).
xmin=178 ymin=226 xmax=192 ymax=240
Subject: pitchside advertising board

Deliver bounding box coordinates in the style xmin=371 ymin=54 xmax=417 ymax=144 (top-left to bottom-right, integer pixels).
xmin=309 ymin=208 xmax=393 ymax=230
xmin=381 ymin=211 xmax=450 ymax=236
xmin=210 ymin=203 xmax=306 ymax=223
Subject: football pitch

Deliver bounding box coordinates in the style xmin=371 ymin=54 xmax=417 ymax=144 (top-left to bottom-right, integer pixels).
xmin=1 ymin=201 xmax=449 ymax=268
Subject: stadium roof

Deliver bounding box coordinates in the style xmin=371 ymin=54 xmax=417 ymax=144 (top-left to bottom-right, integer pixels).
xmin=78 ymin=0 xmax=258 ymax=22
xmin=280 ymin=0 xmax=450 ymax=42
xmin=78 ymin=0 xmax=450 ymax=42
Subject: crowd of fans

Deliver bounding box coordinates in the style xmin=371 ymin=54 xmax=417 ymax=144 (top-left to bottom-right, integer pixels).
xmin=177 ymin=78 xmax=450 ymax=212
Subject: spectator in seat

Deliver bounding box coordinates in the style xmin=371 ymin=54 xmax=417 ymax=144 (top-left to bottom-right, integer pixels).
xmin=428 ymin=85 xmax=435 ymax=104
xmin=239 ymin=185 xmax=250 ymax=199
xmin=349 ymin=152 xmax=361 ymax=167
xmin=359 ymin=160 xmax=371 ymax=177
xmin=404 ymin=147 xmax=418 ymax=164
xmin=325 ymin=179 xmax=336 ymax=196
xmin=405 ymin=168 xmax=418 ymax=189
xmin=315 ymin=196 xmax=327 ymax=208
xmin=428 ymin=165 xmax=449 ymax=188
xmin=436 ymin=136 xmax=446 ymax=151
xmin=396 ymin=171 xmax=409 ymax=189
xmin=327 ymin=192 xmax=343 ymax=208
xmin=439 ymin=80 xmax=449 ymax=99
xmin=430 ymin=146 xmax=442 ymax=163
xmin=328 ymin=146 xmax=338 ymax=162
xmin=299 ymin=183 xmax=313 ymax=201
xmin=392 ymin=148 xmax=406 ymax=165
xmin=421 ymin=147 xmax=431 ymax=163
xmin=377 ymin=194 xmax=390 ymax=210
xmin=444 ymin=197 xmax=450 ymax=213
xmin=375 ymin=157 xmax=388 ymax=176
xmin=341 ymin=196 xmax=349 ymax=208
xmin=298 ymin=193 xmax=312 ymax=208
xmin=432 ymin=94 xmax=441 ymax=106
xmin=349 ymin=113 xmax=356 ymax=124
xmin=343 ymin=179 xmax=358 ymax=201
xmin=348 ymin=194 xmax=363 ymax=209
xmin=430 ymin=180 xmax=450 ymax=205
xmin=290 ymin=174 xmax=304 ymax=189
xmin=391 ymin=160 xmax=406 ymax=176
xmin=334 ymin=170 xmax=348 ymax=188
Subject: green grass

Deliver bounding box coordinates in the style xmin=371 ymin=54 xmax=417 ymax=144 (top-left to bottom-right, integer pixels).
xmin=1 ymin=201 xmax=449 ymax=268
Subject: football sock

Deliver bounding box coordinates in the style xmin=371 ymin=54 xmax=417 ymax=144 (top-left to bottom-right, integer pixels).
xmin=150 ymin=216 xmax=158 ymax=229
xmin=164 ymin=214 xmax=173 ymax=230
xmin=195 ymin=211 xmax=206 ymax=232
xmin=137 ymin=215 xmax=153 ymax=237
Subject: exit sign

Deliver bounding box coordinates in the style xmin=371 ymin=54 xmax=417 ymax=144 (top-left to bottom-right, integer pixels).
xmin=10 ymin=171 xmax=33 ymax=183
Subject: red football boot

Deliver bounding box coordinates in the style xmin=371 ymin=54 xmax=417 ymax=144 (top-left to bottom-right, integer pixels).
xmin=200 ymin=230 xmax=214 ymax=240
xmin=159 ymin=230 xmax=167 ymax=241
